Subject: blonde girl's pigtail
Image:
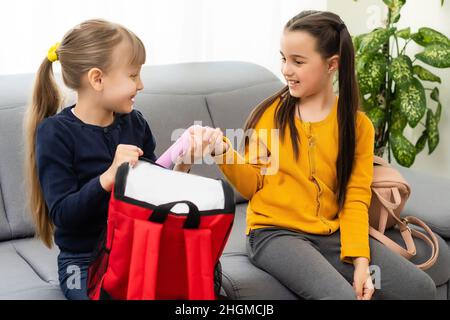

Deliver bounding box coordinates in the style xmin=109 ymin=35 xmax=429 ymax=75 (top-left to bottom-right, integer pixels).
xmin=24 ymin=43 xmax=62 ymax=248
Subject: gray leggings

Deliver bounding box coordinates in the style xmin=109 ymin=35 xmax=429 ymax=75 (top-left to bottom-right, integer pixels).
xmin=246 ymin=227 xmax=436 ymax=300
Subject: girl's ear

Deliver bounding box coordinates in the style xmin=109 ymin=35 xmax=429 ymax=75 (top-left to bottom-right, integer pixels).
xmin=87 ymin=68 xmax=104 ymax=91
xmin=327 ymin=54 xmax=340 ymax=74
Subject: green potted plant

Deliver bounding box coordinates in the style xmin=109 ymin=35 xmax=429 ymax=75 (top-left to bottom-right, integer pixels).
xmin=352 ymin=0 xmax=449 ymax=167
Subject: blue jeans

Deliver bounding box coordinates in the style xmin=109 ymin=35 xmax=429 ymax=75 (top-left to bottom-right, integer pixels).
xmin=57 ymin=250 xmax=92 ymax=300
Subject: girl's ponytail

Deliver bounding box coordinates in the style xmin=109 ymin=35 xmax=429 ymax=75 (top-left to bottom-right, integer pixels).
xmin=24 ymin=54 xmax=61 ymax=248
xmin=336 ymin=25 xmax=359 ymax=211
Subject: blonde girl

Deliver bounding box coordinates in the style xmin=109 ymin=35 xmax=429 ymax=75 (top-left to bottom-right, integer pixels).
xmin=25 ymin=19 xmax=220 ymax=299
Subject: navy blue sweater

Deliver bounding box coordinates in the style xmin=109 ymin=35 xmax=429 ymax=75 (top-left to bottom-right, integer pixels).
xmin=36 ymin=105 xmax=157 ymax=253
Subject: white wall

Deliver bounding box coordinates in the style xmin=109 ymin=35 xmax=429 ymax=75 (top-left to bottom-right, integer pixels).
xmin=327 ymin=0 xmax=450 ymax=178
xmin=0 ymin=0 xmax=326 ymax=80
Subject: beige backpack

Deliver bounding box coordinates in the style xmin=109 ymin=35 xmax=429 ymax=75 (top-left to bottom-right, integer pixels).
xmin=369 ymin=156 xmax=439 ymax=270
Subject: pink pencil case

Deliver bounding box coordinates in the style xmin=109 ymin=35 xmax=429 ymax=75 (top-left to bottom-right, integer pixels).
xmin=156 ymin=128 xmax=192 ymax=168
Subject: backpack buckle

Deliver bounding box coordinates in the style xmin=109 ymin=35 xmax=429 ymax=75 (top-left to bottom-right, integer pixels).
xmin=401 ymin=217 xmax=412 ymax=233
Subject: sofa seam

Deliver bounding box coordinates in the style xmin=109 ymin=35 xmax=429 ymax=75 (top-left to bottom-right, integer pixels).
xmin=11 ymin=242 xmax=56 ymax=285
xmin=0 ymin=104 xmax=24 ymax=111
xmin=204 ymin=97 xmax=216 ymax=129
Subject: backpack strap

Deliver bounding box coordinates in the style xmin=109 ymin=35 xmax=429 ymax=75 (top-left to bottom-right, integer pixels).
xmin=371 ymin=156 xmax=439 ymax=270
xmin=370 ymin=188 xmax=417 ymax=258
xmin=403 ymin=216 xmax=440 ymax=271
xmin=372 ymin=187 xmax=402 ymax=233
xmin=369 ymin=225 xmax=416 ymax=259
xmin=370 ymin=190 xmax=440 ymax=270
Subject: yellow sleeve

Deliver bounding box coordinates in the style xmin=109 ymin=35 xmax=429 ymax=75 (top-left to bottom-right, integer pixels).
xmin=213 ymin=131 xmax=270 ymax=200
xmin=339 ymin=113 xmax=375 ymax=264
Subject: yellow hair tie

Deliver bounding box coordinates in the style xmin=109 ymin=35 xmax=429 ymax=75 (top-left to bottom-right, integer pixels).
xmin=47 ymin=42 xmax=60 ymax=63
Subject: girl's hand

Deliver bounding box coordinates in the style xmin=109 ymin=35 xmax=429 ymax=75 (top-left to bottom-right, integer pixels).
xmin=190 ymin=126 xmax=228 ymax=156
xmin=100 ymin=144 xmax=143 ymax=192
xmin=173 ymin=126 xmax=228 ymax=171
xmin=352 ymin=257 xmax=375 ymax=300
xmin=208 ymin=128 xmax=229 ymax=156
xmin=176 ymin=125 xmax=217 ymax=164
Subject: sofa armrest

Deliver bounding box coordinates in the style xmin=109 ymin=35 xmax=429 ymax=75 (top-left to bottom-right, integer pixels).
xmin=395 ymin=165 xmax=450 ymax=239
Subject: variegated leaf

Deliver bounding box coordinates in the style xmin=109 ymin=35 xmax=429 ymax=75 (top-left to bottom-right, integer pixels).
xmin=396 ymin=27 xmax=411 ymax=40
xmin=390 ymin=55 xmax=414 ymax=86
xmin=358 ymin=28 xmax=395 ymax=55
xmin=357 ymin=53 xmax=386 ymax=94
xmin=413 ymin=65 xmax=442 ymax=83
xmin=426 ymin=109 xmax=439 ymax=153
xmin=436 ymin=103 xmax=442 ymax=123
xmin=367 ymin=107 xmax=386 ymax=128
xmin=415 ymin=130 xmax=428 ymax=153
xmin=361 ymin=94 xmax=378 ymax=113
xmin=411 ymin=33 xmax=427 ymax=47
xmin=353 ymin=34 xmax=367 ymax=53
xmin=383 ymin=0 xmax=406 ymax=23
xmin=431 ymin=87 xmax=440 ymax=102
xmin=430 ymin=87 xmax=442 ymax=123
xmin=390 ymin=132 xmax=416 ymax=167
xmin=415 ymin=44 xmax=450 ymax=68
xmin=413 ymin=27 xmax=450 ymax=47
xmin=398 ymin=78 xmax=427 ymax=128
xmin=390 ymin=106 xmax=408 ymax=132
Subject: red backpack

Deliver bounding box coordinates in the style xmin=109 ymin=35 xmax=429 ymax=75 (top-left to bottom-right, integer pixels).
xmin=87 ymin=159 xmax=235 ymax=300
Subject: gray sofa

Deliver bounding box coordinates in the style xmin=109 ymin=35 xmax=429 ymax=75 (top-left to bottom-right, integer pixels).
xmin=1 ymin=61 xmax=450 ymax=300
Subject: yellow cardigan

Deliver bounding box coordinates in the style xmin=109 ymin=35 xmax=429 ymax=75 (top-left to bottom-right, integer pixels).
xmin=214 ymin=96 xmax=375 ymax=263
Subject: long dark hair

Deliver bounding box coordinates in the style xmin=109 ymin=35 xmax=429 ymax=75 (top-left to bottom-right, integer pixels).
xmin=243 ymin=10 xmax=359 ymax=212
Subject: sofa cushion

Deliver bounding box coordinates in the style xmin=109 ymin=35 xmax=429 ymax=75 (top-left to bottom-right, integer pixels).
xmin=139 ymin=61 xmax=282 ymax=96
xmin=10 ymin=237 xmax=60 ymax=285
xmin=0 ymin=239 xmax=64 ymax=299
xmin=448 ymin=281 xmax=450 ymax=300
xmin=436 ymin=283 xmax=448 ymax=300
xmin=223 ymin=203 xmax=248 ymax=255
xmin=206 ymin=81 xmax=284 ymax=133
xmin=0 ymin=106 xmax=35 ymax=239
xmin=0 ymin=190 xmax=11 ymax=242
xmin=220 ymin=253 xmax=297 ymax=300
xmin=395 ymin=165 xmax=450 ymax=238
xmin=0 ymin=286 xmax=65 ymax=300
